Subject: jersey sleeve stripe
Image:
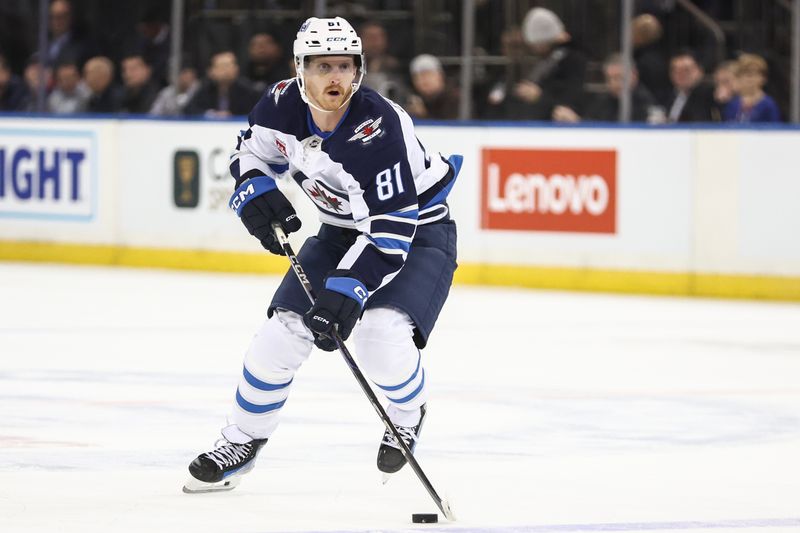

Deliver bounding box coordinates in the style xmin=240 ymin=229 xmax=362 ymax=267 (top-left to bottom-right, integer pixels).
xmin=369 ymin=232 xmax=413 ymax=242
xmin=268 ymin=162 xmax=289 ymax=174
xmin=370 ymin=219 xmax=416 ymax=239
xmin=367 ymin=235 xmax=411 ymax=253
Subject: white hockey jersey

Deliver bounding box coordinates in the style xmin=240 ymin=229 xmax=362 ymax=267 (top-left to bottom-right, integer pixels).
xmin=229 ymin=79 xmax=458 ymax=293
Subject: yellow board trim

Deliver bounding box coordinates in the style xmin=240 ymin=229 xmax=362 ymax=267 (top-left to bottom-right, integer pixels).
xmin=1 ymin=240 xmax=799 ymax=302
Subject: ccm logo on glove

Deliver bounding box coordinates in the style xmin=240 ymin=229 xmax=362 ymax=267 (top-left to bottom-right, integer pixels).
xmin=353 ymin=286 xmax=368 ymax=301
xmin=303 ymin=270 xmax=368 ymax=351
xmin=229 ymin=176 xmax=302 ymax=255
xmin=229 ymin=182 xmax=257 ymax=211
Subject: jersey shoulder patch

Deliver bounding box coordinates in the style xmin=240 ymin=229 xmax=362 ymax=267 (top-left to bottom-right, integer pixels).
xmin=347 ymin=116 xmax=385 ymax=144
xmin=269 ymin=78 xmax=297 ymax=105
xmin=340 ymin=87 xmax=404 ymax=149
xmin=248 ymin=78 xmax=305 ymax=137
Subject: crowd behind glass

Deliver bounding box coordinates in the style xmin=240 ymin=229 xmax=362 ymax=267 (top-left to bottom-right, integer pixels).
xmin=0 ymin=0 xmax=785 ymax=124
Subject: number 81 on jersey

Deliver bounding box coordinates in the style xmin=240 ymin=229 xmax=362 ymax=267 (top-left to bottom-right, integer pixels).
xmin=376 ymin=162 xmax=404 ymax=201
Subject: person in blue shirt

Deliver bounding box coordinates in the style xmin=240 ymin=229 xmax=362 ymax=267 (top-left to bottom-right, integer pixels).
xmin=723 ymin=53 xmax=781 ymax=123
xmin=183 ymin=16 xmax=461 ymax=494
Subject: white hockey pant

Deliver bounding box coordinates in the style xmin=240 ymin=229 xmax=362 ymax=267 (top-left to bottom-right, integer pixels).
xmin=230 ymin=307 xmax=428 ymax=439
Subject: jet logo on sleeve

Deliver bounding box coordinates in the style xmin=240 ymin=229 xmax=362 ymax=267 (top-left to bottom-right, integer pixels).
xmin=348 ymin=116 xmax=384 ymax=145
xmin=271 ymin=79 xmax=294 ymax=104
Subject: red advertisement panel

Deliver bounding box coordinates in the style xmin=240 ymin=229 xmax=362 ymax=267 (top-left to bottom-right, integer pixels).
xmin=481 ymin=148 xmax=617 ymax=234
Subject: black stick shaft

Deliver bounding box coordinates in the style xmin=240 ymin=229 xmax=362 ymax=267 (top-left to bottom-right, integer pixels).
xmin=271 ymin=224 xmax=452 ymax=519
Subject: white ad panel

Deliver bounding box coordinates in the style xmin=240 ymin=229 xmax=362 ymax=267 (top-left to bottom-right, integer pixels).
xmin=0 ymin=126 xmax=95 ymax=219
xmin=417 ymin=125 xmax=694 ymax=271
xmin=116 ymin=120 xmax=321 ymax=252
xmin=0 ymin=119 xmax=116 ymax=244
xmin=737 ymin=132 xmax=800 ymax=274
xmin=7 ymin=117 xmax=797 ymax=281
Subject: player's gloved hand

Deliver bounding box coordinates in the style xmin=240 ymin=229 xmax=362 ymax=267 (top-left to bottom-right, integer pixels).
xmin=303 ymin=270 xmax=368 ymax=352
xmin=230 ymin=176 xmax=301 ymax=255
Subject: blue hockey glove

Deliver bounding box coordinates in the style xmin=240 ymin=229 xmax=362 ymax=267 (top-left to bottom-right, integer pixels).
xmin=230 ymin=176 xmax=301 ymax=255
xmin=303 ymin=270 xmax=368 ymax=351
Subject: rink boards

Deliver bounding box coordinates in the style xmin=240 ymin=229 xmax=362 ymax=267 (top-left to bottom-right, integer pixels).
xmin=0 ymin=115 xmax=799 ymax=300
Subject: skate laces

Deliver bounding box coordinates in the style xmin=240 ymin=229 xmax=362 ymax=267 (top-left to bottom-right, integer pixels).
xmin=382 ymin=425 xmax=417 ymax=449
xmin=204 ymin=439 xmax=252 ymax=469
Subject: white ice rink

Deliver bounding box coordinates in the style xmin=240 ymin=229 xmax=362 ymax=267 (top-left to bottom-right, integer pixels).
xmin=1 ymin=262 xmax=799 ymax=533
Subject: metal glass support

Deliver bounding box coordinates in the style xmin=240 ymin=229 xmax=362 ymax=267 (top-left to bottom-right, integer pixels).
xmin=792 ymin=0 xmax=800 ymax=122
xmin=36 ymin=0 xmax=48 ymax=112
xmin=459 ymin=0 xmax=476 ymax=120
xmin=314 ymin=0 xmax=326 ymax=18
xmin=619 ymin=0 xmax=634 ymax=123
xmin=169 ymin=0 xmax=184 ymax=87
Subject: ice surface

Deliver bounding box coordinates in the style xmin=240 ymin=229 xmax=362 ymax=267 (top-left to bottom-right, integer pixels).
xmin=1 ymin=263 xmax=798 ymax=533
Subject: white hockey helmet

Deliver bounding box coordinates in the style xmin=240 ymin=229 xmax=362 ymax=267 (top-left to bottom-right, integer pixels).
xmin=293 ymin=17 xmax=365 ymax=110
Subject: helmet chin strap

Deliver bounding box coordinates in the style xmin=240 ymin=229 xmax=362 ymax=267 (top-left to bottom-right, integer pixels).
xmin=305 ymin=87 xmax=354 ymax=114
xmin=299 ymin=68 xmax=364 ymax=114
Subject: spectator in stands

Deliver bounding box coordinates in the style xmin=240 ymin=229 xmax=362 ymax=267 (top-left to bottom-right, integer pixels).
xmin=185 ymin=51 xmax=260 ymax=118
xmin=713 ymin=60 xmax=737 ymax=107
xmin=47 ymin=61 xmax=88 ymax=113
xmin=150 ymin=64 xmax=200 ymax=116
xmin=46 ymin=0 xmax=90 ymax=68
xmin=134 ymin=9 xmax=171 ymax=87
xmin=553 ymin=53 xmax=665 ymax=124
xmin=723 ymin=53 xmax=781 ymax=123
xmin=488 ymin=7 xmax=586 ymax=121
xmin=359 ymin=20 xmax=408 ymax=102
xmin=632 ymin=13 xmax=671 ymax=107
xmin=0 ymin=5 xmax=31 ymax=76
xmin=23 ymin=55 xmax=52 ymax=111
xmin=119 ymin=54 xmax=159 ymax=114
xmin=666 ymin=49 xmax=718 ymax=122
xmin=83 ymin=56 xmax=120 ymax=113
xmin=0 ymin=53 xmax=30 ymax=111
xmin=404 ymin=54 xmax=459 ymax=120
xmin=245 ymin=31 xmax=291 ymax=93
xmin=482 ymin=27 xmax=526 ymax=118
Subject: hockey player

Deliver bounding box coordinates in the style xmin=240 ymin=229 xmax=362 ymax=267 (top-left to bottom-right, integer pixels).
xmin=184 ymin=17 xmax=461 ymax=493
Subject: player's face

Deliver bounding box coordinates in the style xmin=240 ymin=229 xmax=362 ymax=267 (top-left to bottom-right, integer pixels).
xmin=304 ymin=56 xmax=357 ymax=111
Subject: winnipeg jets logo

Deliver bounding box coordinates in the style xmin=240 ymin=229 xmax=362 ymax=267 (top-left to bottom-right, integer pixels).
xmin=271 ymin=79 xmax=294 ymax=104
xmin=308 ymin=183 xmax=343 ymax=212
xmin=348 ymin=117 xmax=384 ymax=144
xmin=300 ymin=179 xmax=352 ymax=216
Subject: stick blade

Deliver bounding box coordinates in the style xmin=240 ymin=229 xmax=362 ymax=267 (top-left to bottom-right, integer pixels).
xmin=440 ymin=497 xmax=456 ymax=521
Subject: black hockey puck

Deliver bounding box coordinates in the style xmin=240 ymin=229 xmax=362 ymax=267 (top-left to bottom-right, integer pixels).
xmin=412 ymin=513 xmax=438 ymax=523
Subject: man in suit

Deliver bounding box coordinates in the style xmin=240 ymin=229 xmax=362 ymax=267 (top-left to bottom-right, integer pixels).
xmin=185 ymin=50 xmax=261 ymax=118
xmin=667 ymin=49 xmax=719 ymax=123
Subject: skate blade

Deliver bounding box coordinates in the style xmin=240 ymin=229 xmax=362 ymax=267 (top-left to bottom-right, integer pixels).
xmin=182 ymin=475 xmax=241 ymax=494
xmin=381 ymin=472 xmax=392 ymax=485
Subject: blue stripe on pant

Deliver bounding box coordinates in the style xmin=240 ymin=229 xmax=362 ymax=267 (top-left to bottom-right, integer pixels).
xmin=242 ymin=366 xmax=293 ymax=391
xmin=235 ymin=388 xmax=287 ymax=414
xmin=374 ymin=351 xmax=421 ymax=392
xmin=385 ymin=369 xmax=426 ymax=404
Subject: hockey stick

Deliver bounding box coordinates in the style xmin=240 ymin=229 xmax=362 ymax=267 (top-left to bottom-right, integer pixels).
xmin=271 ymin=223 xmax=455 ymax=521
